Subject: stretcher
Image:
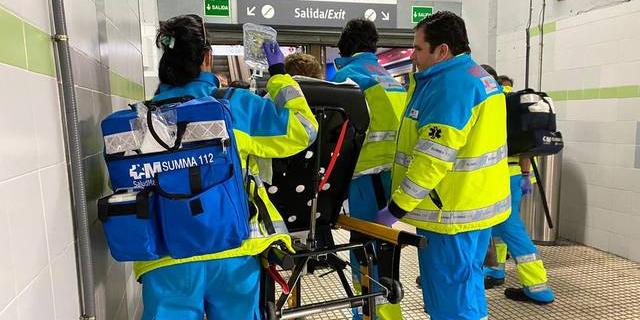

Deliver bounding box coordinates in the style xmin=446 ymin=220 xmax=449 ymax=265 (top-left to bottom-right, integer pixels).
xmin=259 ymin=77 xmax=426 ymax=320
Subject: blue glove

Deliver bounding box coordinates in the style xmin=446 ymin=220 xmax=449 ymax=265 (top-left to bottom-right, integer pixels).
xmin=262 ymin=40 xmax=284 ymax=67
xmin=375 ymin=206 xmax=398 ymax=227
xmin=521 ymin=173 xmax=532 ymax=195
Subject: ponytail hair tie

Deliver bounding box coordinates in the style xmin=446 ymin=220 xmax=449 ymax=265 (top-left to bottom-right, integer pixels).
xmin=159 ymin=34 xmax=176 ymax=49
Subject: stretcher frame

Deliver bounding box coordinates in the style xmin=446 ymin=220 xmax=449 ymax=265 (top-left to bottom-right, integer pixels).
xmin=260 ymin=105 xmax=426 ymax=320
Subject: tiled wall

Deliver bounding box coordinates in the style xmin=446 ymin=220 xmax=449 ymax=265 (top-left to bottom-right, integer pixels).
xmin=0 ymin=0 xmax=145 ymax=319
xmin=66 ymin=0 xmax=145 ymax=318
xmin=0 ymin=1 xmax=78 ymax=319
xmin=495 ymin=0 xmax=640 ymax=262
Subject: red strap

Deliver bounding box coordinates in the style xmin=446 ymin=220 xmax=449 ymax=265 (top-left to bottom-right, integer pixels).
xmin=267 ymin=265 xmax=290 ymax=294
xmin=319 ymin=120 xmax=349 ymax=192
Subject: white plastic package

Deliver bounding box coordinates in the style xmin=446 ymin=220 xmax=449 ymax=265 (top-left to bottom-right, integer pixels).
xmin=243 ymin=23 xmax=277 ymax=72
xmin=133 ymin=103 xmax=178 ymax=154
xmin=528 ymin=97 xmax=555 ymax=113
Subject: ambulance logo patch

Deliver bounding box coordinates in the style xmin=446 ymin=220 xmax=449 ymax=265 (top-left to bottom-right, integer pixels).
xmin=481 ymin=76 xmax=498 ymax=94
xmin=409 ymin=108 xmax=419 ymax=120
xmin=429 ymin=126 xmax=442 ymax=139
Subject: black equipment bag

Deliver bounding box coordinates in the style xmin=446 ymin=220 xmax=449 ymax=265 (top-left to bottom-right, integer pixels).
xmin=264 ymin=78 xmax=370 ymax=234
xmin=506 ymin=89 xmax=564 ymax=156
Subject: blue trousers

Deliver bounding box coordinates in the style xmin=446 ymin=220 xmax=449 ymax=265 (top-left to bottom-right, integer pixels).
xmin=487 ymin=175 xmax=553 ymax=302
xmin=141 ymin=256 xmax=262 ymax=320
xmin=417 ymin=228 xmax=491 ymax=320
xmin=348 ymin=172 xmax=402 ymax=320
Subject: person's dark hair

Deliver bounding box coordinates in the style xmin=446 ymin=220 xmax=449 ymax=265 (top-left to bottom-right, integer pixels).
xmin=285 ymin=53 xmax=323 ymax=78
xmin=414 ymin=11 xmax=471 ymax=56
xmin=229 ymin=80 xmax=250 ymax=89
xmin=337 ymin=18 xmax=379 ymax=57
xmin=497 ymin=75 xmax=514 ymax=87
xmin=156 ymin=14 xmax=210 ymax=86
xmin=481 ymin=64 xmax=498 ymax=80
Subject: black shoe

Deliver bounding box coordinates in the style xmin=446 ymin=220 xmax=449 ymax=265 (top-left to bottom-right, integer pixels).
xmin=504 ymin=287 xmax=553 ymax=305
xmin=484 ymin=276 xmax=505 ymax=289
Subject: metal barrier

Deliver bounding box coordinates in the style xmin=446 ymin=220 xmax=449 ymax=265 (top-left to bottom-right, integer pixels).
xmin=520 ymin=152 xmax=562 ymax=245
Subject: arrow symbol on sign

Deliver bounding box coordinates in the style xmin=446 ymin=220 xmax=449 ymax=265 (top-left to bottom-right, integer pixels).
xmin=247 ymin=6 xmax=256 ymax=16
xmin=381 ymin=11 xmax=390 ymax=21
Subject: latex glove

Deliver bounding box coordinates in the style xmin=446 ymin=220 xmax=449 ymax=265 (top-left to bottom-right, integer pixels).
xmin=521 ymin=173 xmax=533 ymax=195
xmin=375 ymin=206 xmax=398 ymax=227
xmin=262 ymin=40 xmax=284 ymax=67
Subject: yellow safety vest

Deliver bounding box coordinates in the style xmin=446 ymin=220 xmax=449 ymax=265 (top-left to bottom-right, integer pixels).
xmin=333 ymin=53 xmax=406 ymax=177
xmin=388 ymin=54 xmax=511 ymax=235
xmin=134 ymin=74 xmax=318 ymax=278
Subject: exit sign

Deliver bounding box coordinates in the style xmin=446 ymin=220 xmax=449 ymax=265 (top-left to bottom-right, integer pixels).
xmin=205 ymin=0 xmax=230 ymax=17
xmin=412 ymin=6 xmax=433 ymax=24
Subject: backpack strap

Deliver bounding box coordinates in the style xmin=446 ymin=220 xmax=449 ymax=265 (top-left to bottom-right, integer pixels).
xmin=212 ymin=88 xmax=237 ymax=100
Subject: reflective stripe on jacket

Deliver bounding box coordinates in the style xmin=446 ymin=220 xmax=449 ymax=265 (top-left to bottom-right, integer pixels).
xmin=389 ymin=54 xmax=511 ymax=235
xmin=333 ymin=52 xmax=406 ymax=177
xmin=134 ymin=72 xmax=318 ymax=278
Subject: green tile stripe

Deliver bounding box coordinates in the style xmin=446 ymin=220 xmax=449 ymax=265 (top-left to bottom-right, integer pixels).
xmin=529 ymin=21 xmax=557 ymax=37
xmin=0 ymin=5 xmax=55 ymax=76
xmin=110 ymin=71 xmax=144 ymax=101
xmin=548 ymin=85 xmax=640 ymax=101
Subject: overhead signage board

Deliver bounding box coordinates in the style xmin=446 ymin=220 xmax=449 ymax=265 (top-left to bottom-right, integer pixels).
xmin=204 ymin=0 xmax=231 ymax=17
xmin=237 ymin=0 xmax=397 ymax=28
xmin=396 ymin=1 xmax=462 ymax=30
xmin=411 ymin=6 xmax=433 ymax=24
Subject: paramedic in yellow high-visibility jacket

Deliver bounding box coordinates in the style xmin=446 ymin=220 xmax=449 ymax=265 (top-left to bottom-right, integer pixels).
xmin=375 ymin=11 xmax=510 ymax=320
xmin=483 ymin=74 xmax=555 ymax=304
xmin=137 ymin=15 xmax=318 ymax=320
xmin=331 ymin=18 xmax=406 ymax=320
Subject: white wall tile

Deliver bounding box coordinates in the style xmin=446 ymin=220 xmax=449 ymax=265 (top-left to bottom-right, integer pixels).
xmin=600 ymin=62 xmax=640 ymax=87
xmin=618 ymin=37 xmax=640 ymax=63
xmin=0 ymin=65 xmax=39 ymax=181
xmin=628 ymin=238 xmax=640 ymax=262
xmin=29 ymin=74 xmax=65 ymax=168
xmin=611 ymin=168 xmax=640 ymax=193
xmin=614 ymin=144 xmax=636 ymax=168
xmin=50 ymin=245 xmax=80 ymax=320
xmin=0 ymin=0 xmax=51 ymax=32
xmin=0 ymin=300 xmax=18 ymax=320
xmin=582 ymin=206 xmax=604 ymax=229
xmin=581 ymin=227 xmax=610 ymax=252
xmin=617 ymin=99 xmax=640 ymax=121
xmin=600 ymin=121 xmax=636 ymax=145
xmin=66 ymin=0 xmax=101 ymax=60
xmin=39 ymin=164 xmax=74 ymax=259
xmin=17 ymin=269 xmax=54 ymax=320
xmin=608 ymin=233 xmax=630 ymax=258
xmin=580 ymin=66 xmax=603 ymax=90
xmin=581 ymin=41 xmax=618 ymax=67
xmin=632 ymin=194 xmax=640 ymax=217
xmin=1 ymin=173 xmax=49 ymax=292
xmin=0 ymin=207 xmax=15 ymax=311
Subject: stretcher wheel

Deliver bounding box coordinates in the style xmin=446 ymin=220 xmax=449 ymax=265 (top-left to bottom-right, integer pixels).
xmin=380 ymin=277 xmax=404 ymax=304
xmin=266 ymin=301 xmax=278 ymax=320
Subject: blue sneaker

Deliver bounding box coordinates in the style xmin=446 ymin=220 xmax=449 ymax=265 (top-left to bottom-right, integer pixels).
xmin=504 ymin=286 xmax=555 ymax=304
xmin=483 ymin=267 xmax=505 ymax=289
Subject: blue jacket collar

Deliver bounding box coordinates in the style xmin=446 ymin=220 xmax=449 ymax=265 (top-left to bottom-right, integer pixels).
xmin=334 ymin=52 xmax=378 ymax=70
xmin=154 ymin=72 xmax=219 ymax=101
xmin=415 ymin=53 xmax=472 ymax=80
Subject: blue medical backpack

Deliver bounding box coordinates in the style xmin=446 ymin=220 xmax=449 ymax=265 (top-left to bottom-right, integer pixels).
xmin=98 ymin=96 xmax=250 ymax=261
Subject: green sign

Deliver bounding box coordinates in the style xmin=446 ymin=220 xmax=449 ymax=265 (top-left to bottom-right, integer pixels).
xmin=205 ymin=0 xmax=230 ymax=17
xmin=412 ymin=6 xmax=433 ymax=24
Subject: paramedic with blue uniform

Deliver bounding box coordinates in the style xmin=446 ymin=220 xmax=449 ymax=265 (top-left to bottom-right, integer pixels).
xmin=138 ymin=15 xmax=318 ymax=320
xmin=484 ymin=78 xmax=556 ymax=304
xmin=375 ymin=12 xmax=511 ymax=319
xmin=331 ymin=18 xmax=406 ymax=320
